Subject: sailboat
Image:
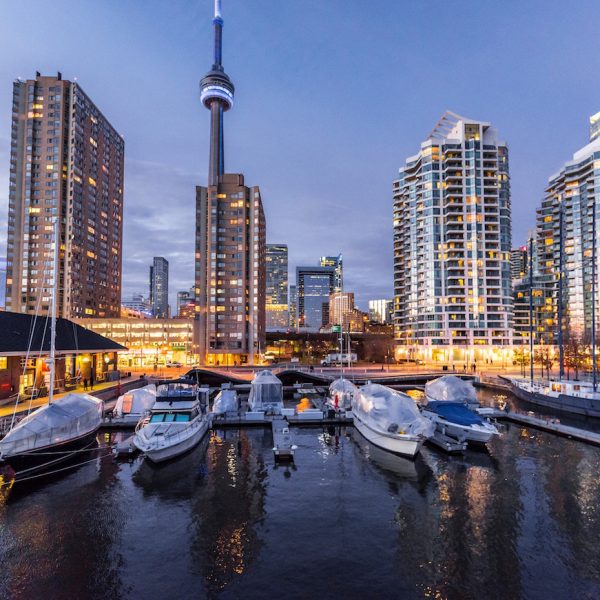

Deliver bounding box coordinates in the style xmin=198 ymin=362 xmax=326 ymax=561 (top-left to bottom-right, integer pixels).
xmin=0 ymin=219 xmax=103 ymax=480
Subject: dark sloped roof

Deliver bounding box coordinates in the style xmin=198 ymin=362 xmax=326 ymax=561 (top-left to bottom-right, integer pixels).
xmin=0 ymin=311 xmax=127 ymax=355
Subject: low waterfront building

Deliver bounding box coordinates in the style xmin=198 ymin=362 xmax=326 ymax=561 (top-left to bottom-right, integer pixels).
xmin=393 ymin=111 xmax=513 ymax=364
xmin=75 ymin=317 xmax=194 ymax=369
xmin=0 ymin=311 xmax=126 ymax=400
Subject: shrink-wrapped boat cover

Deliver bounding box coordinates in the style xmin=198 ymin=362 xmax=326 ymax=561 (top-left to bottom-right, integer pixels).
xmin=329 ymin=378 xmax=357 ymax=409
xmin=248 ymin=370 xmax=283 ymax=412
xmin=0 ymin=393 xmax=102 ymax=458
xmin=354 ymin=384 xmax=434 ymax=437
xmin=213 ymin=389 xmax=238 ymax=414
xmin=425 ymin=376 xmax=477 ymax=404
xmin=114 ymin=385 xmax=156 ymax=418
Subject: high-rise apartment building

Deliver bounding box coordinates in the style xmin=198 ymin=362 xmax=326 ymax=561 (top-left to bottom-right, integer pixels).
xmin=590 ymin=111 xmax=600 ymax=143
xmin=510 ymin=246 xmax=528 ymax=281
xmin=296 ymin=266 xmax=335 ymax=332
xmin=5 ymin=72 xmax=124 ymax=318
xmin=329 ymin=292 xmax=354 ymax=326
xmin=533 ymin=112 xmax=600 ymax=343
xmin=194 ymin=1 xmax=266 ymax=365
xmin=393 ymin=112 xmax=512 ymax=361
xmin=319 ymin=255 xmax=343 ymax=293
xmin=266 ymin=244 xmax=289 ymax=331
xmin=150 ymin=257 xmax=169 ymax=318
xmin=368 ymin=299 xmax=393 ymax=324
xmin=289 ymin=284 xmax=297 ymax=329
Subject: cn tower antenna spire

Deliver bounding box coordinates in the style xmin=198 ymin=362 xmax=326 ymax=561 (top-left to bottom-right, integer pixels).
xmin=201 ymin=0 xmax=234 ymax=185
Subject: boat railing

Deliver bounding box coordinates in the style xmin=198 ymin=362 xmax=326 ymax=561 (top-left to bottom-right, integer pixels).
xmin=139 ymin=415 xmax=207 ymax=446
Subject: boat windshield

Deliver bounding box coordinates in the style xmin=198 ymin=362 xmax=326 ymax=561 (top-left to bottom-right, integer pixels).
xmin=156 ymin=383 xmax=196 ymax=398
xmin=150 ymin=412 xmax=191 ymax=423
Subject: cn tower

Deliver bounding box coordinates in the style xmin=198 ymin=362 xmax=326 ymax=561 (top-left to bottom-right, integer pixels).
xmin=200 ymin=0 xmax=235 ymax=186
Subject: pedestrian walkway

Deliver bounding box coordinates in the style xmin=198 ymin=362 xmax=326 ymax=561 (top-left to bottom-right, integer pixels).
xmin=0 ymin=376 xmax=138 ymax=419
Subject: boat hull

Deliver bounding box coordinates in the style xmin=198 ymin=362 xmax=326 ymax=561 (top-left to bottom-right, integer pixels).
xmin=421 ymin=410 xmax=498 ymax=444
xmin=507 ymin=381 xmax=600 ymax=419
xmin=134 ymin=418 xmax=209 ymax=463
xmin=353 ymin=413 xmax=423 ymax=458
xmin=0 ymin=429 xmax=100 ymax=480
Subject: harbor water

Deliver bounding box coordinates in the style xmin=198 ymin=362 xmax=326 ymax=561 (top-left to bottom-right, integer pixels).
xmin=1 ymin=388 xmax=600 ymax=599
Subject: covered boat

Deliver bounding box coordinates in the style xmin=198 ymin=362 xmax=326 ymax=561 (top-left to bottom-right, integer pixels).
xmin=213 ymin=385 xmax=238 ymax=415
xmin=352 ymin=384 xmax=433 ymax=457
xmin=0 ymin=393 xmax=103 ymax=475
xmin=248 ymin=370 xmax=283 ymax=414
xmin=113 ymin=385 xmax=157 ymax=423
xmin=423 ymin=376 xmax=499 ymax=444
xmin=425 ymin=375 xmax=479 ymax=406
xmin=327 ymin=377 xmax=357 ymax=411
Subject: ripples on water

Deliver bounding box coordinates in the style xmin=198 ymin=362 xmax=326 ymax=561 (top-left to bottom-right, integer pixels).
xmin=0 ymin=390 xmax=599 ymax=600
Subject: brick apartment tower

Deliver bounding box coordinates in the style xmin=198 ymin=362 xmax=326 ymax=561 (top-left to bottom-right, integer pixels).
xmin=194 ymin=1 xmax=266 ymax=365
xmin=5 ymin=72 xmax=124 ymax=318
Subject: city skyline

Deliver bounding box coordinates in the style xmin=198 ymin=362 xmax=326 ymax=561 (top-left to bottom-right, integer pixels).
xmin=1 ymin=1 xmax=600 ymax=310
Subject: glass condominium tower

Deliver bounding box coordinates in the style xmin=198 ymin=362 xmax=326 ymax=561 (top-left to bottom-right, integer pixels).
xmin=535 ymin=112 xmax=600 ymax=343
xmin=393 ymin=112 xmax=512 ymax=362
xmin=265 ymin=244 xmax=289 ymax=331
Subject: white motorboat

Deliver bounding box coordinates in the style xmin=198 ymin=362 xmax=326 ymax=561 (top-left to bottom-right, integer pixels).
xmin=352 ymin=383 xmax=433 ymax=458
xmin=423 ymin=376 xmax=499 ymax=444
xmin=112 ymin=384 xmax=157 ymax=424
xmin=272 ymin=419 xmax=296 ymax=460
xmin=326 ymin=377 xmax=357 ymax=412
xmin=133 ymin=379 xmax=210 ymax=463
xmin=248 ymin=370 xmax=284 ymax=414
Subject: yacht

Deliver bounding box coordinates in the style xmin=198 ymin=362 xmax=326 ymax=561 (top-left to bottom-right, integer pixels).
xmin=503 ymin=377 xmax=600 ymax=419
xmin=423 ymin=376 xmax=500 ymax=444
xmin=352 ymin=383 xmax=433 ymax=458
xmin=133 ymin=379 xmax=210 ymax=463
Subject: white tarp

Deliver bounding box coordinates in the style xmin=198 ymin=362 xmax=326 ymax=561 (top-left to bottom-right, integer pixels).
xmin=213 ymin=389 xmax=238 ymax=414
xmin=425 ymin=376 xmax=478 ymax=405
xmin=353 ymin=384 xmax=434 ymax=437
xmin=248 ymin=370 xmax=283 ymax=413
xmin=0 ymin=392 xmax=103 ymax=458
xmin=329 ymin=378 xmax=357 ymax=409
xmin=113 ymin=385 xmax=156 ymax=418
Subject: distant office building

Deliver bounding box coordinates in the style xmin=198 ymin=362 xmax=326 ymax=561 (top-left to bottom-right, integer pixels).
xmin=194 ymin=2 xmax=266 ymax=365
xmin=176 ymin=289 xmax=195 ymax=317
xmin=150 ymin=257 xmax=169 ymax=318
xmin=590 ymin=111 xmax=600 ymax=143
xmin=329 ymin=292 xmax=354 ymax=326
xmin=4 ymin=72 xmax=124 ymax=318
xmin=510 ymin=247 xmax=528 ymax=281
xmin=122 ymin=292 xmax=152 ymax=315
xmin=266 ymin=244 xmax=289 ymax=331
xmin=289 ymin=284 xmax=297 ymax=329
xmin=393 ymin=111 xmax=512 ymax=361
xmin=297 ymin=266 xmax=335 ymax=332
xmin=368 ymin=299 xmax=393 ymax=324
xmin=533 ymin=112 xmax=600 ymax=343
xmin=319 ymin=255 xmax=343 ymax=293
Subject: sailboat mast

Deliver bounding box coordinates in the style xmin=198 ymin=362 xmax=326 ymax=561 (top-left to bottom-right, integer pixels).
xmin=592 ymin=199 xmax=597 ymax=392
xmin=558 ymin=204 xmax=565 ymax=378
xmin=48 ymin=217 xmax=60 ymax=404
xmin=529 ymin=236 xmax=534 ymax=383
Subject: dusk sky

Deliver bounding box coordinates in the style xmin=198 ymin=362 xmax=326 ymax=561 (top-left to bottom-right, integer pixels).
xmin=1 ymin=0 xmax=600 ymax=310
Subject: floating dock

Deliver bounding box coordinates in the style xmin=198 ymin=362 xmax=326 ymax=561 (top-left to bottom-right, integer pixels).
xmin=426 ymin=431 xmax=468 ymax=454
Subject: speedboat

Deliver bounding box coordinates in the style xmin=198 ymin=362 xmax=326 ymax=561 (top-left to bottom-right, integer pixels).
xmin=133 ymin=379 xmax=210 ymax=463
xmin=112 ymin=384 xmax=157 ymax=424
xmin=352 ymin=383 xmax=433 ymax=458
xmin=423 ymin=376 xmax=499 ymax=444
xmin=326 ymin=377 xmax=357 ymax=413
xmin=248 ymin=370 xmax=283 ymax=414
xmin=0 ymin=392 xmax=103 ymax=479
